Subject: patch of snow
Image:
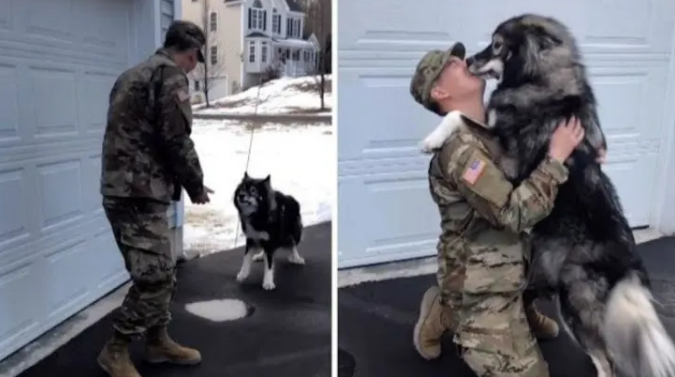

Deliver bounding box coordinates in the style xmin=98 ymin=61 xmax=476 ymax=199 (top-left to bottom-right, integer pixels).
xmin=195 ymin=75 xmax=332 ymax=116
xmin=184 ymin=299 xmax=249 ymax=322
xmin=183 ymin=119 xmax=333 ymax=254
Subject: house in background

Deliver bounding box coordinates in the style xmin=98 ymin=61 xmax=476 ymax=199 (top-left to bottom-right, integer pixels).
xmin=183 ymin=0 xmax=321 ymax=103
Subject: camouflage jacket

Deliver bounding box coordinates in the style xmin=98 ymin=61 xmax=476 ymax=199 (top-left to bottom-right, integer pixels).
xmin=428 ymin=116 xmax=569 ymax=268
xmin=100 ymin=48 xmax=204 ymax=203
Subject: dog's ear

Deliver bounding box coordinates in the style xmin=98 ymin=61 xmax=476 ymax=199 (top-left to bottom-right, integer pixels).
xmin=263 ymin=175 xmax=271 ymax=188
xmin=243 ymin=172 xmax=250 ymax=180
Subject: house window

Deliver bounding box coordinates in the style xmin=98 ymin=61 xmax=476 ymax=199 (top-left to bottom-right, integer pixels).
xmin=194 ymin=80 xmax=201 ymax=91
xmin=209 ymin=11 xmax=217 ymax=32
xmin=261 ymin=41 xmax=268 ymax=63
xmin=293 ymin=19 xmax=301 ymax=38
xmin=292 ymin=50 xmax=299 ymax=61
xmin=272 ymin=9 xmax=281 ymax=34
xmin=285 ymin=18 xmax=301 ymax=38
xmin=210 ymin=46 xmax=218 ymax=65
xmin=248 ymin=0 xmax=266 ymax=31
xmin=248 ymin=41 xmax=256 ymax=63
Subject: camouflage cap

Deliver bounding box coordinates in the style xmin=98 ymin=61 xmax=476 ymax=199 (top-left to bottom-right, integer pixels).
xmin=165 ymin=20 xmax=206 ymax=63
xmin=410 ymin=42 xmax=466 ymax=111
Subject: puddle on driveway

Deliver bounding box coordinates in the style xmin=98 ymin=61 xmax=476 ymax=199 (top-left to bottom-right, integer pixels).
xmin=184 ymin=299 xmax=254 ymax=322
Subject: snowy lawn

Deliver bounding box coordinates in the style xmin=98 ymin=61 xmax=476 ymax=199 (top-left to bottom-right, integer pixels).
xmin=194 ymin=75 xmax=332 ymax=116
xmin=183 ymin=118 xmax=333 ymax=255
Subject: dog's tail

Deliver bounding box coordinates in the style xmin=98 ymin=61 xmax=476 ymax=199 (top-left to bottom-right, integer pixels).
xmin=603 ymin=272 xmax=675 ymax=377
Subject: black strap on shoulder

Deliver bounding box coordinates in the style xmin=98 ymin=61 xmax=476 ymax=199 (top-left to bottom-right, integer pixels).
xmin=148 ymin=65 xmax=166 ymax=126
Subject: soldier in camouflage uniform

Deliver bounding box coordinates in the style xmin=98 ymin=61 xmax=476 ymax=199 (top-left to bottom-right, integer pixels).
xmin=98 ymin=20 xmax=213 ymax=377
xmin=408 ymin=43 xmax=590 ymax=376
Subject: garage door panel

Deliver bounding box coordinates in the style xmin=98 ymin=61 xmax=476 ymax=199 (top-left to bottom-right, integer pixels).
xmin=340 ymin=0 xmax=675 ymax=55
xmin=587 ymin=61 xmax=669 ymax=140
xmin=43 ymin=239 xmax=89 ymax=320
xmin=83 ymin=71 xmax=118 ymax=132
xmin=337 ymin=70 xmax=445 ymax=162
xmin=0 ymin=65 xmax=19 ymax=141
xmin=0 ymin=262 xmax=40 ymax=350
xmin=36 ymin=159 xmax=83 ymax=231
xmin=585 ymin=61 xmax=668 ymax=225
xmin=89 ymin=228 xmax=127 ymax=289
xmin=0 ymin=168 xmax=29 ymax=248
xmin=337 ymin=0 xmax=458 ymax=52
xmin=603 ymin=156 xmax=659 ymax=226
xmin=29 ymin=66 xmax=79 ymax=137
xmin=338 ymin=174 xmax=439 ymax=267
xmin=26 ymin=0 xmax=76 ymax=40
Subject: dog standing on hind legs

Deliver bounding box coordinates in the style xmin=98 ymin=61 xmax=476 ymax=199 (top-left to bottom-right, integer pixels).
xmin=420 ymin=14 xmax=675 ymax=377
xmin=233 ymin=173 xmax=305 ymax=290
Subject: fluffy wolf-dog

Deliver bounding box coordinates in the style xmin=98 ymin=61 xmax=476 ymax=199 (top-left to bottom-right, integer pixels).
xmin=233 ymin=173 xmax=305 ymax=291
xmin=421 ymin=14 xmax=675 ymax=377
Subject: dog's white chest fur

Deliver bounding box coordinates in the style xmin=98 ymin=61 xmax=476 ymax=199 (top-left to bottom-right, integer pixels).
xmin=243 ymin=220 xmax=269 ymax=241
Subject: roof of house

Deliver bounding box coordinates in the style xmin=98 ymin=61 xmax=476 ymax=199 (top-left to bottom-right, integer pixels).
xmin=246 ymin=31 xmax=269 ymax=38
xmin=224 ymin=0 xmax=304 ymax=12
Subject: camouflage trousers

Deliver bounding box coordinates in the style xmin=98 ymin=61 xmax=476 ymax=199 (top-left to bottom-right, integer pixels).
xmin=437 ymin=235 xmax=548 ymax=377
xmin=103 ymin=196 xmax=176 ymax=338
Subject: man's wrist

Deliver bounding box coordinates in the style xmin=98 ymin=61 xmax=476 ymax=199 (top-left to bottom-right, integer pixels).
xmin=540 ymin=154 xmax=569 ymax=183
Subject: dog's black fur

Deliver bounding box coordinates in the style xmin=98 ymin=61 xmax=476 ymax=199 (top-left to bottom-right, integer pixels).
xmin=426 ymin=13 xmax=675 ymax=377
xmin=233 ymin=173 xmax=304 ymax=290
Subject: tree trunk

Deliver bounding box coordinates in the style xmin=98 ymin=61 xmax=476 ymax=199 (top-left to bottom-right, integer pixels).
xmin=204 ymin=57 xmax=211 ymax=107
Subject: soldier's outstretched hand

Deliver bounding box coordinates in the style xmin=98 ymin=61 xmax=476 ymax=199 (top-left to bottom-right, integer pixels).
xmin=192 ymin=185 xmax=214 ymax=204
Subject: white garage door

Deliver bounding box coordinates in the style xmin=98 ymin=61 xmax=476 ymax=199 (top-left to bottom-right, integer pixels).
xmin=337 ymin=0 xmax=675 ymax=268
xmin=0 ymin=0 xmax=135 ymax=360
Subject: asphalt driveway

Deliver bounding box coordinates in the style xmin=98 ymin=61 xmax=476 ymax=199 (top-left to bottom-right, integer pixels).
xmin=17 ymin=222 xmax=332 ymax=377
xmin=338 ymin=235 xmax=675 ymax=377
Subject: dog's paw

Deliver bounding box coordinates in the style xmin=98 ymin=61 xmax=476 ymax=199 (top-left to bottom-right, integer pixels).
xmin=419 ymin=137 xmax=439 ymax=154
xmin=420 ymin=111 xmax=462 ymax=153
xmin=236 ymin=270 xmax=249 ymax=283
xmin=252 ymin=251 xmax=264 ymax=262
xmin=262 ymin=280 xmax=276 ymax=290
xmin=288 ymin=253 xmax=305 ymax=265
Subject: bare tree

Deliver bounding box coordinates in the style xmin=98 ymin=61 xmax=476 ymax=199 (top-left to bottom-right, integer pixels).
xmin=191 ymin=0 xmax=227 ymax=107
xmin=299 ymin=0 xmax=331 ymax=111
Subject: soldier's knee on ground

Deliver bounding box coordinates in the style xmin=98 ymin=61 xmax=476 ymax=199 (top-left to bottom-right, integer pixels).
xmin=461 ymin=345 xmax=549 ymax=377
xmin=456 ymin=244 xmax=549 ymax=376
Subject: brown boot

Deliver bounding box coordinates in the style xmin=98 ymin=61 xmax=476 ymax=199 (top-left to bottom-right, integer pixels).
xmin=97 ymin=332 xmax=142 ymax=377
xmin=413 ymin=286 xmax=456 ymax=360
xmin=525 ymin=301 xmax=559 ymax=340
xmin=143 ymin=326 xmax=202 ymax=365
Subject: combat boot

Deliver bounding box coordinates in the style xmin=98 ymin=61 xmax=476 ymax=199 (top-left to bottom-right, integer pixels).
xmin=525 ymin=301 xmax=559 ymax=340
xmin=143 ymin=326 xmax=202 ymax=365
xmin=97 ymin=332 xmax=142 ymax=377
xmin=413 ymin=286 xmax=457 ymax=360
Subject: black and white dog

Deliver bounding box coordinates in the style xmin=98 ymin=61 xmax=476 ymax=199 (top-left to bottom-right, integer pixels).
xmin=233 ymin=173 xmax=305 ymax=291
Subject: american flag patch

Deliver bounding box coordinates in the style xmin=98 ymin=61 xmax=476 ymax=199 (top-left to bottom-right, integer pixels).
xmin=176 ymin=90 xmax=189 ymax=102
xmin=462 ymin=158 xmax=486 ymax=185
